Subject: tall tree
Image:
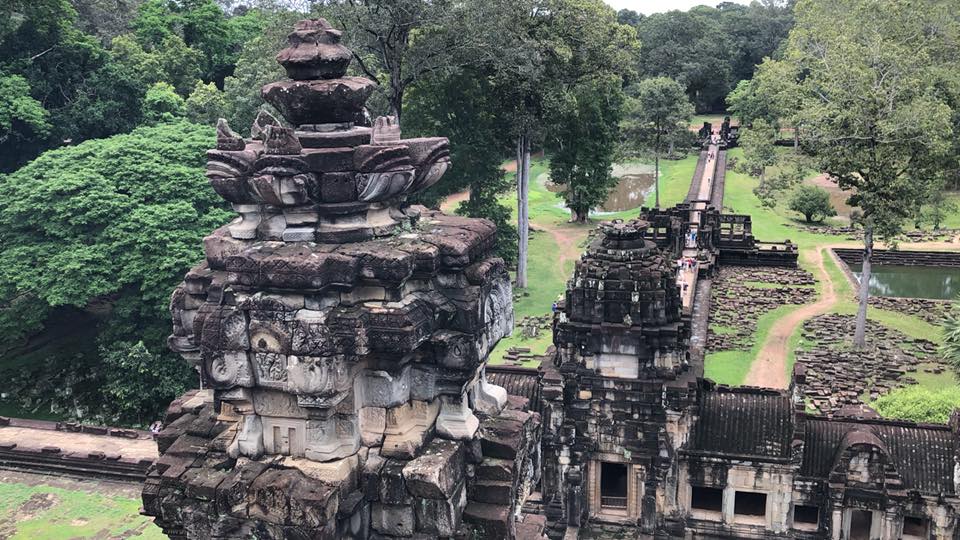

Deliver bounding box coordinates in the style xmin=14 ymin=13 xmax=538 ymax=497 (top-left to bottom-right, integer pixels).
xmin=621 ymin=77 xmax=694 ymax=208
xmin=315 ymin=0 xmax=508 ymax=119
xmin=736 ymin=118 xmax=778 ymax=188
xmin=755 ymin=0 xmax=959 ymax=348
xmin=0 ymin=120 xmax=228 ymax=424
xmin=546 ymin=74 xmax=625 ymax=222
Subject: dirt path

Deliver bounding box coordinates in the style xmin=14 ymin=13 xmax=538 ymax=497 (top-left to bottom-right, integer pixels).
xmin=546 ymin=223 xmax=587 ymax=276
xmin=744 ymin=246 xmax=838 ymax=388
xmin=744 ymin=238 xmax=960 ymax=388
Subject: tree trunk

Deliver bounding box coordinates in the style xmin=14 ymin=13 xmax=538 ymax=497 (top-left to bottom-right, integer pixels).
xmin=759 ymin=166 xmax=766 ymax=189
xmin=853 ymin=224 xmax=873 ymax=349
xmin=516 ymin=136 xmax=530 ymax=289
xmin=654 ymin=151 xmax=661 ymax=208
xmin=793 ymin=130 xmax=799 ymax=152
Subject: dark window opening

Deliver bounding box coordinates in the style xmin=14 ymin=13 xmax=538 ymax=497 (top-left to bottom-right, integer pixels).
xmin=600 ymin=462 xmax=628 ymax=508
xmin=794 ymin=505 xmax=819 ymax=524
xmin=850 ymin=509 xmax=873 ymax=540
xmin=903 ymin=516 xmax=928 ymax=538
xmin=690 ymin=486 xmax=723 ymax=513
xmin=734 ymin=491 xmax=767 ymax=517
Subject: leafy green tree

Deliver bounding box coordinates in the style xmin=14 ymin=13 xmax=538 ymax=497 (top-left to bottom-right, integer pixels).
xmin=621 ymin=77 xmax=694 ymax=208
xmin=0 ymin=121 xmax=229 ymax=425
xmin=133 ymin=0 xmax=264 ymax=87
xmin=788 ymin=185 xmax=835 ymax=223
xmin=316 ymin=0 xmax=511 ymax=119
xmin=0 ymin=74 xmax=51 ymax=170
xmin=918 ymin=178 xmax=958 ymax=230
xmin=1 ymin=0 xmax=145 ymax=169
xmin=635 ymin=9 xmax=732 ymax=111
xmin=714 ymin=0 xmax=794 ymax=85
xmin=100 ymin=341 xmax=195 ymax=426
xmin=405 ymin=68 xmax=517 ymax=264
xmin=873 ymin=386 xmax=960 ymax=424
xmin=737 ymin=118 xmax=778 ymax=188
xmin=186 ymin=80 xmax=228 ymax=125
xmin=143 ymin=81 xmax=187 ymax=123
xmin=546 ymin=75 xmax=625 ymax=222
xmin=753 ymin=0 xmax=959 ymax=348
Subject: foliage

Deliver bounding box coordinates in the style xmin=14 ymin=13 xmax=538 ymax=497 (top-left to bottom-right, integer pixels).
xmin=0 ymin=121 xmax=227 ymax=425
xmin=635 ymin=3 xmax=792 ymax=112
xmin=143 ymin=81 xmax=186 ymax=123
xmin=100 ymin=341 xmax=195 ymax=425
xmin=0 ymin=74 xmax=51 ymax=165
xmin=186 ymin=80 xmax=228 ymax=125
xmin=749 ymin=0 xmax=960 ymax=346
xmin=620 ymin=77 xmax=694 ymax=206
xmin=738 ymin=119 xmax=779 ymax=201
xmin=0 ymin=0 xmax=145 ymax=170
xmin=941 ymin=300 xmax=960 ymax=379
xmin=788 ymin=185 xmax=835 ymax=223
xmin=873 ymin=386 xmax=960 ymax=424
xmin=133 ymin=0 xmax=264 ymax=86
xmin=405 ymin=68 xmax=517 ymax=263
xmin=316 ymin=0 xmax=512 ymax=118
xmin=546 ymin=75 xmax=625 ymax=222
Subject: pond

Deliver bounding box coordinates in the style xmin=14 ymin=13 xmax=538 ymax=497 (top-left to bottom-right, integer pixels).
xmin=850 ymin=263 xmax=960 ymax=300
xmin=544 ymin=163 xmax=656 ymax=213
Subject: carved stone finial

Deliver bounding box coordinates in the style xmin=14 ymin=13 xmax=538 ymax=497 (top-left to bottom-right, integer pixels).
xmin=370 ymin=115 xmax=402 ymax=145
xmin=216 ymin=118 xmax=245 ymax=151
xmin=276 ymin=18 xmax=352 ymax=80
xmin=263 ymin=124 xmax=302 ymax=155
xmin=251 ymin=109 xmax=281 ymax=141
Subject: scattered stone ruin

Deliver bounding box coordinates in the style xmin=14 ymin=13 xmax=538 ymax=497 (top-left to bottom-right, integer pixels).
xmin=143 ymin=19 xmax=540 ymax=539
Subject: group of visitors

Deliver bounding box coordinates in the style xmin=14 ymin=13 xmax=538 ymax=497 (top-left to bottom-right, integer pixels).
xmin=685 ymin=230 xmax=698 ymax=248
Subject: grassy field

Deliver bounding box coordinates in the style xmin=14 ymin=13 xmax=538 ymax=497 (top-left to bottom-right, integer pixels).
xmin=0 ymin=475 xmax=162 ymax=539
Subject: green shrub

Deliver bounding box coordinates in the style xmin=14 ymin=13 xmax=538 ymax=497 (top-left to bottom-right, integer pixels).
xmin=788 ymin=184 xmax=836 ymax=223
xmin=873 ymin=386 xmax=960 ymax=424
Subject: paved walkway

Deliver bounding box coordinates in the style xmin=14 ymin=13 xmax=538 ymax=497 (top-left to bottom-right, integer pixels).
xmin=0 ymin=425 xmax=158 ymax=461
xmin=677 ymin=142 xmax=719 ymax=310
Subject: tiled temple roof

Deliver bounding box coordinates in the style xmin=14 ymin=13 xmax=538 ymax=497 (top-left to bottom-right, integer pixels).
xmin=689 ymin=386 xmax=794 ymax=460
xmin=800 ymin=417 xmax=955 ymax=494
xmin=487 ymin=365 xmax=541 ymax=413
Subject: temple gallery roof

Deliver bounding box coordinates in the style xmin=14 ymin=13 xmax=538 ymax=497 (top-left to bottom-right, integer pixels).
xmin=800 ymin=417 xmax=955 ymax=495
xmin=487 ymin=365 xmax=541 ymax=413
xmin=689 ymin=386 xmax=794 ymax=460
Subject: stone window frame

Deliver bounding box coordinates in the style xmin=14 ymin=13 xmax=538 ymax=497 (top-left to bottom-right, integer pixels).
xmin=731 ymin=489 xmax=768 ymax=526
xmin=842 ymin=507 xmax=880 ymax=540
xmin=790 ymin=503 xmax=820 ymax=532
xmin=688 ymin=484 xmax=724 ymax=522
xmin=901 ymin=514 xmax=930 ymax=540
xmin=587 ymin=456 xmax=645 ymax=521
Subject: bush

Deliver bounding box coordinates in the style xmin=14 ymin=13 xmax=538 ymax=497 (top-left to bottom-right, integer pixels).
xmin=788 ymin=184 xmax=836 ymax=223
xmin=873 ymin=386 xmax=960 ymax=424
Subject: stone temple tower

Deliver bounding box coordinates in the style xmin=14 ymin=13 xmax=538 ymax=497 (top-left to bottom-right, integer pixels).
xmin=541 ymin=219 xmax=698 ymax=537
xmin=143 ymin=19 xmax=540 ymax=539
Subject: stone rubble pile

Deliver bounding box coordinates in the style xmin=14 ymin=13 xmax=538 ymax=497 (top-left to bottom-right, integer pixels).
xmin=707 ymin=266 xmax=815 ymax=351
xmin=796 ymin=314 xmax=947 ymax=416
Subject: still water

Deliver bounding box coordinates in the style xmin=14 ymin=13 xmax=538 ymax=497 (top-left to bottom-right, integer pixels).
xmin=851 ymin=264 xmax=960 ymax=300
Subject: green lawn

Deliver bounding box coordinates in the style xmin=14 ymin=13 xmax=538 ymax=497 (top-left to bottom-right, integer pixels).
xmin=0 ymin=481 xmax=163 ymax=539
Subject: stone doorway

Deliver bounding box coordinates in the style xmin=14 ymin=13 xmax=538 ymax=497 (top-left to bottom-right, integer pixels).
xmin=845 ymin=509 xmax=877 ymax=540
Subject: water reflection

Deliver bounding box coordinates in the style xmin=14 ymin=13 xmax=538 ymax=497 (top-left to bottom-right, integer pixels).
xmin=545 ymin=172 xmax=656 ymax=212
xmin=851 ymin=264 xmax=960 ymax=300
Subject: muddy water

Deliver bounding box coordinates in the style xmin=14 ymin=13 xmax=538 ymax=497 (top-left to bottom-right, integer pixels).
xmin=544 ymin=166 xmax=656 ymax=212
xmin=851 ymin=263 xmax=960 ymax=300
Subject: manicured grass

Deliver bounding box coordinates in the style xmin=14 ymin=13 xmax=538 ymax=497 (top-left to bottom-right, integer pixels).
xmin=0 ymin=481 xmax=163 ymax=539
